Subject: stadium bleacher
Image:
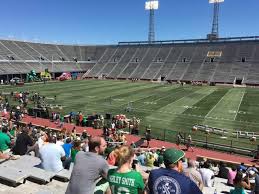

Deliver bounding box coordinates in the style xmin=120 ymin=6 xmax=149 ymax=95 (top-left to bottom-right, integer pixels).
xmin=130 ymin=47 xmax=159 ymax=79
xmin=108 ymin=47 xmax=137 ymax=78
xmin=87 ymin=47 xmax=116 ymax=77
xmin=118 ymin=47 xmax=149 ymax=79
xmin=0 ymin=37 xmax=258 ymax=85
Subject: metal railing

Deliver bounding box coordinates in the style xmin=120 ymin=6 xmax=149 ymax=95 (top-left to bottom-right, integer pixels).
xmin=118 ymin=36 xmax=259 ymax=45
xmin=139 ymin=127 xmax=258 ymax=157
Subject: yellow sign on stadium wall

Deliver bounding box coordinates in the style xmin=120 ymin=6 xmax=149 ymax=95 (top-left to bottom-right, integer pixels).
xmin=207 ymin=51 xmax=222 ymax=57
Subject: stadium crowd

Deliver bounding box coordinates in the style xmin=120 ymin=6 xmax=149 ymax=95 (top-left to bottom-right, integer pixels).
xmin=0 ymin=115 xmax=259 ymax=194
xmin=0 ymin=93 xmax=259 ymax=194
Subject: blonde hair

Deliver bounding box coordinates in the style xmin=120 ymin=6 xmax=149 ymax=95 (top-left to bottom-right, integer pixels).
xmin=116 ymin=145 xmax=134 ymax=166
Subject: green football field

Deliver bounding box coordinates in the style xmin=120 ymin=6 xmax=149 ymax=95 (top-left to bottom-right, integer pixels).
xmin=2 ymin=80 xmax=259 ymax=150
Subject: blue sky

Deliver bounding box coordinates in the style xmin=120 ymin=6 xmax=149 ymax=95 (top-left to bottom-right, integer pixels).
xmin=0 ymin=0 xmax=258 ymax=44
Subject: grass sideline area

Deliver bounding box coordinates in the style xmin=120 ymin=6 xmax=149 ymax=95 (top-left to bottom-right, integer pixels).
xmin=1 ymin=79 xmax=258 ymax=150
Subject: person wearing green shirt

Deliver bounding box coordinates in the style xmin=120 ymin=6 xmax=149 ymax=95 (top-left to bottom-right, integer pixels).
xmin=82 ymin=117 xmax=87 ymax=127
xmin=156 ymin=148 xmax=165 ymax=167
xmin=130 ymin=142 xmax=137 ymax=149
xmin=0 ymin=127 xmax=11 ymax=152
xmin=9 ymin=126 xmax=16 ymax=138
xmin=108 ymin=145 xmax=144 ymax=194
xmin=71 ymin=140 xmax=81 ymax=162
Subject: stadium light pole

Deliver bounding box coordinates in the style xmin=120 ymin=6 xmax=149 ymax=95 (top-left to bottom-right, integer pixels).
xmin=145 ymin=0 xmax=159 ymax=43
xmin=207 ymin=0 xmax=224 ymax=40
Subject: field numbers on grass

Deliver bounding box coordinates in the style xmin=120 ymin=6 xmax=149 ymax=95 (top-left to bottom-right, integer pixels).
xmin=113 ymin=98 xmax=125 ymax=101
xmin=183 ymin=106 xmax=198 ymax=109
xmin=229 ymin=110 xmax=249 ymax=114
xmin=144 ymin=101 xmax=157 ymax=105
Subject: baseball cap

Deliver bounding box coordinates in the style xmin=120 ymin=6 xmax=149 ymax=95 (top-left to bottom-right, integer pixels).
xmin=163 ymin=148 xmax=185 ymax=165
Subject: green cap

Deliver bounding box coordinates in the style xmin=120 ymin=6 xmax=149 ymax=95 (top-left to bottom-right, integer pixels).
xmin=163 ymin=148 xmax=185 ymax=165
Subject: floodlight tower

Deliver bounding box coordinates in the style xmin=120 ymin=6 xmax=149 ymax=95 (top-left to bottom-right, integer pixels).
xmin=145 ymin=0 xmax=159 ymax=43
xmin=207 ymin=0 xmax=224 ymax=40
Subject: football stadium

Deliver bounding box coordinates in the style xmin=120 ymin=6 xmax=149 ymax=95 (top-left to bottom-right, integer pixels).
xmin=0 ymin=0 xmax=259 ymax=193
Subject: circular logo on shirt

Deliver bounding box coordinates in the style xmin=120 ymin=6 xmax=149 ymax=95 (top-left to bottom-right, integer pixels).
xmin=153 ymin=176 xmax=181 ymax=194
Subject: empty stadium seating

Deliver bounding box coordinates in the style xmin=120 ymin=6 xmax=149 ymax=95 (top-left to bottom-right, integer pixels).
xmin=0 ymin=37 xmax=259 ymax=84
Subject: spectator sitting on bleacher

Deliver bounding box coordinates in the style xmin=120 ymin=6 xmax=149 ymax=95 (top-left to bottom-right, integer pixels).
xmin=1 ymin=118 xmax=9 ymax=128
xmin=227 ymin=166 xmax=237 ymax=186
xmin=81 ymin=136 xmax=89 ymax=152
xmin=210 ymin=161 xmax=219 ymax=176
xmin=39 ymin=134 xmax=66 ymax=172
xmin=118 ymin=132 xmax=126 ymax=144
xmin=130 ymin=141 xmax=136 ymax=149
xmin=66 ymin=137 xmax=109 ymax=194
xmin=12 ymin=127 xmax=33 ymax=155
xmin=25 ymin=129 xmax=46 ymax=158
xmin=107 ymin=146 xmax=119 ymax=166
xmin=71 ymin=140 xmax=81 ymax=163
xmin=137 ymin=150 xmax=146 ymax=166
xmin=71 ymin=127 xmax=77 ymax=140
xmin=154 ymin=148 xmax=164 ymax=167
xmin=247 ymin=165 xmax=259 ymax=174
xmin=37 ymin=131 xmax=48 ymax=150
xmin=254 ymin=172 xmax=259 ymax=194
xmin=152 ymin=149 xmax=158 ymax=161
xmin=230 ymin=171 xmax=251 ymax=194
xmin=62 ymin=138 xmax=73 ymax=158
xmin=56 ymin=135 xmax=64 ymax=146
xmin=0 ymin=126 xmax=11 ymax=153
xmin=199 ymin=161 xmax=215 ymax=187
xmin=7 ymin=123 xmax=15 ymax=140
xmin=148 ymin=148 xmax=202 ymax=194
xmin=62 ymin=137 xmax=73 ymax=169
xmin=218 ymin=162 xmax=229 ymax=179
xmin=9 ymin=124 xmax=17 ymax=138
xmin=184 ymin=159 xmax=204 ymax=191
xmin=237 ymin=162 xmax=247 ymax=173
xmin=80 ymin=129 xmax=88 ymax=140
xmin=145 ymin=151 xmax=155 ymax=168
xmin=107 ymin=145 xmax=145 ymax=194
xmin=182 ymin=157 xmax=188 ymax=169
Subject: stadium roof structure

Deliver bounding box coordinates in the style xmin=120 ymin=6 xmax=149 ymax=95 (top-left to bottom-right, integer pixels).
xmin=118 ymin=36 xmax=259 ymax=46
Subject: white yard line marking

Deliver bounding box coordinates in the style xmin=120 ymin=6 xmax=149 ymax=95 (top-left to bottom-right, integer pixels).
xmin=234 ymin=90 xmax=245 ymax=121
xmin=204 ymin=89 xmax=232 ymax=118
xmin=89 ymin=102 xmax=259 ymax=127
xmin=147 ymin=87 xmax=182 ymax=102
xmin=156 ymin=88 xmax=215 ymax=113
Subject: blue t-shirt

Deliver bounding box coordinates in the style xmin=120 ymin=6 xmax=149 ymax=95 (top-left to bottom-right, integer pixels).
xmin=148 ymin=168 xmax=202 ymax=194
xmin=62 ymin=143 xmax=73 ymax=157
xmin=137 ymin=154 xmax=145 ymax=166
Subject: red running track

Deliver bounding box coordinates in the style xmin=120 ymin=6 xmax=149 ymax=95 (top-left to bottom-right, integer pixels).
xmin=21 ymin=115 xmax=259 ymax=167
